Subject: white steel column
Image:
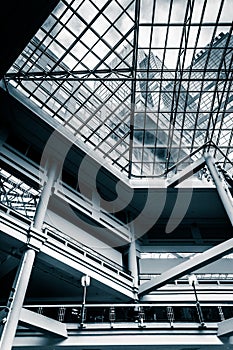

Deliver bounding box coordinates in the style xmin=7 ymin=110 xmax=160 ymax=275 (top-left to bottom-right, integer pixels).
xmin=0 ymin=159 xmax=58 ymax=350
xmin=0 ymin=249 xmax=36 ymax=350
xmin=128 ymin=238 xmax=138 ymax=290
xmin=128 ymin=220 xmax=139 ymax=298
xmin=33 ymin=159 xmax=58 ymax=230
xmin=205 ymin=153 xmax=233 ymax=226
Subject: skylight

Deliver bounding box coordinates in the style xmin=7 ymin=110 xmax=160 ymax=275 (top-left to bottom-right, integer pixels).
xmin=4 ymin=0 xmax=233 ymax=178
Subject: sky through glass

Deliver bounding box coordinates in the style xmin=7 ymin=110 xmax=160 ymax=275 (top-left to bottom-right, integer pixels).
xmin=4 ymin=0 xmax=233 ymax=179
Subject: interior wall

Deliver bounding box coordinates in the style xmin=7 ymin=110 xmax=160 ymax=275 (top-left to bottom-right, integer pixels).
xmin=45 ymin=209 xmax=123 ymax=265
xmin=139 ymin=258 xmax=233 ymax=275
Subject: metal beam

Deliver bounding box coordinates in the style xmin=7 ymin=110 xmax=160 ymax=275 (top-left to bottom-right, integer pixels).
xmin=205 ymin=153 xmax=233 ymax=226
xmin=0 ymin=249 xmax=36 ymax=350
xmin=12 ymin=328 xmax=224 ymax=348
xmin=166 ymin=157 xmax=206 ymax=188
xmin=138 ymin=237 xmax=233 ymax=297
xmin=19 ymin=308 xmax=67 ymax=338
xmin=218 ymin=317 xmax=233 ymax=338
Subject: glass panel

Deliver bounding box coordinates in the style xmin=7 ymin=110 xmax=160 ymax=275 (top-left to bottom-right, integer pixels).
xmin=4 ymin=0 xmax=233 ymax=178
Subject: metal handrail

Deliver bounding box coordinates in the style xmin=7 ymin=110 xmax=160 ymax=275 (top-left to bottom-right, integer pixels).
xmin=44 ymin=223 xmax=132 ymax=276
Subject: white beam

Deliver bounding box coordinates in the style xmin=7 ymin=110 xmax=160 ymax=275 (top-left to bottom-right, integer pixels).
xmin=12 ymin=329 xmax=223 ymax=348
xmin=218 ymin=317 xmax=233 ymax=338
xmin=166 ymin=157 xmax=206 ymax=188
xmin=139 ymin=238 xmax=233 ymax=297
xmin=19 ymin=308 xmax=67 ymax=338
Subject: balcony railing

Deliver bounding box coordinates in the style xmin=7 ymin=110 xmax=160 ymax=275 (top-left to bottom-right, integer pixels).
xmin=18 ymin=303 xmax=233 ymax=326
xmin=44 ymin=223 xmax=132 ymax=278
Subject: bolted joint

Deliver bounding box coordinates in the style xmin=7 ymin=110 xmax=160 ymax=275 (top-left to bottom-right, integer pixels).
xmin=27 ymin=225 xmax=48 ymax=251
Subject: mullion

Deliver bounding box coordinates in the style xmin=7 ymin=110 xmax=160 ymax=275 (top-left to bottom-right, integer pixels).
xmin=16 ymin=11 xmax=79 ymax=102
xmin=59 ymin=0 xmax=135 ymax=76
xmin=10 ymin=11 xmax=64 ymax=74
xmin=208 ymin=29 xmax=233 ymax=150
xmin=84 ymin=131 xmax=129 ymax=168
xmin=215 ymin=73 xmax=233 ymax=158
xmin=90 ymin=0 xmax=135 ymax=46
xmin=51 ymin=0 xmax=113 ymax=71
xmin=73 ymin=80 xmax=130 ymax=132
xmin=83 ymin=93 xmax=131 ymax=144
xmin=68 ymin=26 xmax=135 ymax=82
xmin=139 ymin=22 xmax=231 ymax=27
xmin=115 ymin=0 xmax=135 ymax=23
xmin=164 ymin=0 xmax=186 ymax=170
xmin=71 ymin=75 xmax=128 ymax=119
xmin=106 ymin=141 xmax=129 ymax=163
xmin=168 ymin=0 xmax=196 ymax=170
xmin=138 ymin=45 xmax=231 ymax=50
xmin=128 ymin=0 xmax=140 ymax=178
xmin=12 ymin=35 xmax=60 ymax=96
xmin=140 ymin=0 xmax=157 ymax=176
xmin=44 ymin=60 xmax=130 ymax=123
xmin=165 ymin=0 xmax=195 ymax=171
xmin=190 ymin=0 xmax=226 ymax=155
xmin=94 ymin=121 xmax=130 ymax=153
xmin=24 ymin=6 xmax=81 ymax=85
xmin=73 ymin=13 xmax=132 ymax=72
xmin=97 ymin=129 xmax=130 ymax=156
xmin=71 ymin=1 xmax=136 ymax=71
xmin=7 ymin=65 xmax=233 ymax=81
xmin=7 ymin=69 xmax=233 ymax=82
xmin=41 ymin=43 xmax=131 ymax=127
xmin=151 ymin=0 xmax=174 ymax=176
xmin=176 ymin=0 xmax=207 ymax=164
xmin=204 ymin=22 xmax=233 ymax=148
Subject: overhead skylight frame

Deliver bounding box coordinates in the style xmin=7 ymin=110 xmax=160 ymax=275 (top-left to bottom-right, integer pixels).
xmin=3 ymin=0 xmax=233 ymax=179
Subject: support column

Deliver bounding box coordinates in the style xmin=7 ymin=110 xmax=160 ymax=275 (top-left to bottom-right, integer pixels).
xmin=128 ymin=238 xmax=138 ymax=290
xmin=33 ymin=159 xmax=58 ymax=230
xmin=0 ymin=159 xmax=58 ymax=350
xmin=205 ymin=153 xmax=233 ymax=226
xmin=128 ymin=220 xmax=139 ymax=298
xmin=0 ymin=249 xmax=36 ymax=350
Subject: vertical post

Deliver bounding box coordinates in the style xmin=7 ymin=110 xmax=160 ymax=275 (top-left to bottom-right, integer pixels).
xmin=33 ymin=159 xmax=58 ymax=230
xmin=188 ymin=274 xmax=206 ymax=328
xmin=0 ymin=159 xmax=58 ymax=350
xmin=128 ymin=216 xmax=139 ymax=291
xmin=204 ymin=153 xmax=233 ymax=226
xmin=0 ymin=249 xmax=36 ymax=350
xmin=128 ymin=218 xmax=139 ymax=317
xmin=128 ymin=237 xmax=139 ymax=292
xmin=192 ymin=281 xmax=206 ymax=328
xmin=109 ymin=306 xmax=116 ymax=328
xmin=79 ymin=275 xmax=90 ymax=328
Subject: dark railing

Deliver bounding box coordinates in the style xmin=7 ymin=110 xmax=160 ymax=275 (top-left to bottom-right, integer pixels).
xmin=19 ymin=304 xmax=233 ymax=326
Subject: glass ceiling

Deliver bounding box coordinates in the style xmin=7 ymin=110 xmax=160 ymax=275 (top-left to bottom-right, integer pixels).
xmin=4 ymin=0 xmax=233 ymax=178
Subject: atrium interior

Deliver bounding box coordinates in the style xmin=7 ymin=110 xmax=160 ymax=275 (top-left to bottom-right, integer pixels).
xmin=0 ymin=0 xmax=233 ymax=349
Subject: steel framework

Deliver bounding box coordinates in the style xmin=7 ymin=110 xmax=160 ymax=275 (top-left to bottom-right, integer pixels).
xmin=3 ymin=0 xmax=233 ymax=178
